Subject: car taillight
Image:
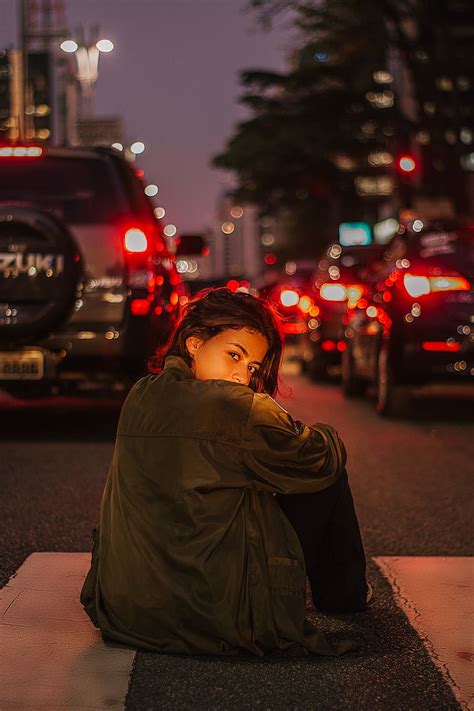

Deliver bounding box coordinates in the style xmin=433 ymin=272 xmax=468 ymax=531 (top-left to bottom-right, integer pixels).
xmin=346 ymin=284 xmax=363 ymax=305
xmin=298 ymin=295 xmax=314 ymax=313
xmin=0 ymin=145 xmax=43 ymax=157
xmin=282 ymin=321 xmax=307 ymax=334
xmin=320 ymin=283 xmax=347 ymax=301
xmin=403 ymin=273 xmax=470 ymax=297
xmin=130 ymin=298 xmax=151 ymax=316
xmin=430 ymin=276 xmax=470 ymax=293
xmin=124 ymin=228 xmax=148 ymax=253
xmin=280 ymin=289 xmax=300 ymax=307
xmin=422 ymin=341 xmax=462 ymax=352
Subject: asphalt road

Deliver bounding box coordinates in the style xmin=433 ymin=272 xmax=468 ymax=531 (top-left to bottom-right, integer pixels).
xmin=0 ymin=373 xmax=472 ymax=710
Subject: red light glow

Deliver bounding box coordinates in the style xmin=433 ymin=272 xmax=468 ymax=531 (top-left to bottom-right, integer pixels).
xmin=131 ymin=299 xmax=151 ymax=316
xmin=398 ymin=155 xmax=416 ymax=173
xmin=298 ymin=295 xmax=314 ymax=313
xmin=404 ymin=273 xmax=470 ymax=297
xmin=321 ymin=340 xmax=337 ymax=351
xmin=280 ymin=289 xmax=300 ymax=307
xmin=264 ymin=253 xmax=277 ymax=266
xmin=124 ymin=228 xmax=148 ymax=253
xmin=320 ymin=283 xmax=347 ymax=302
xmin=422 ymin=341 xmax=462 ymax=352
xmin=282 ymin=322 xmax=307 ymax=335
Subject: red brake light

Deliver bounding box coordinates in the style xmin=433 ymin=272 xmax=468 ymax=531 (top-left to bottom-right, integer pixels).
xmin=282 ymin=321 xmax=307 ymax=335
xmin=403 ymin=273 xmax=470 ymax=297
xmin=130 ymin=298 xmax=151 ymax=316
xmin=397 ymin=155 xmax=417 ymax=173
xmin=280 ymin=289 xmax=300 ymax=307
xmin=226 ymin=279 xmax=240 ymax=292
xmin=346 ymin=284 xmax=364 ymax=308
xmin=298 ymin=295 xmax=314 ymax=313
xmin=430 ymin=276 xmax=470 ymax=293
xmin=124 ymin=228 xmax=148 ymax=253
xmin=0 ymin=146 xmax=43 ymax=157
xmin=320 ymin=283 xmax=347 ymax=301
xmin=422 ymin=341 xmax=462 ymax=352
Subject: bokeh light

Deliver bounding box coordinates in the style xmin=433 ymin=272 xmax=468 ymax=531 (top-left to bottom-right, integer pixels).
xmin=130 ymin=141 xmax=145 ymax=154
xmin=60 ymin=40 xmax=78 ymax=53
xmin=164 ymin=224 xmax=177 ymax=237
xmin=221 ymin=222 xmax=235 ymax=234
xmin=96 ymin=39 xmax=114 ymax=53
xmin=144 ymin=184 xmax=159 ymax=197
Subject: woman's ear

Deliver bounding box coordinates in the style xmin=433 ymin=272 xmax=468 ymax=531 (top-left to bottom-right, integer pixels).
xmin=185 ymin=335 xmax=203 ymax=358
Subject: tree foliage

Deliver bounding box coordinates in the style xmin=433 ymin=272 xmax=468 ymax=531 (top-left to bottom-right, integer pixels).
xmin=214 ymin=1 xmax=470 ymax=257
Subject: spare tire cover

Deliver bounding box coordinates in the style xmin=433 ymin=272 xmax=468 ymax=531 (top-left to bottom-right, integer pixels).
xmin=0 ymin=204 xmax=83 ymax=344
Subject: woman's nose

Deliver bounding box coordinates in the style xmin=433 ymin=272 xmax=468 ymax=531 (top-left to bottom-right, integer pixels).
xmin=232 ymin=366 xmax=248 ymax=384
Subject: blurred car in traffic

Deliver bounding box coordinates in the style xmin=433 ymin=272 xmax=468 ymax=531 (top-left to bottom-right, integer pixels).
xmin=307 ymin=243 xmax=385 ymax=380
xmin=341 ymin=220 xmax=474 ymax=416
xmin=253 ymin=260 xmax=315 ymax=370
xmin=0 ymin=144 xmax=187 ymax=399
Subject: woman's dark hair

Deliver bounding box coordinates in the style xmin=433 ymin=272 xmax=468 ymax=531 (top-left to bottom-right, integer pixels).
xmin=149 ymin=287 xmax=284 ymax=396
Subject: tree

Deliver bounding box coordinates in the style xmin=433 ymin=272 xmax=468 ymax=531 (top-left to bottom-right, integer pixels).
xmin=214 ymin=0 xmax=472 ymax=259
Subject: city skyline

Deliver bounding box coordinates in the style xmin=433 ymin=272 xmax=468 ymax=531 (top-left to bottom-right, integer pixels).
xmin=0 ymin=0 xmax=294 ymax=234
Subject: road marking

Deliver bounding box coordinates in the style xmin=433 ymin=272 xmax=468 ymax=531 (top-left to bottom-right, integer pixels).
xmin=0 ymin=553 xmax=135 ymax=710
xmin=375 ymin=556 xmax=474 ymax=711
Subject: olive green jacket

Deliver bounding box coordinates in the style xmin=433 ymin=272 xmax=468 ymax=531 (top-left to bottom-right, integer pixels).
xmin=81 ymin=355 xmax=352 ymax=656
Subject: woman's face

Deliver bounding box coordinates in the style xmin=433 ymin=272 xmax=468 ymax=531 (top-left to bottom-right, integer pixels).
xmin=186 ymin=327 xmax=269 ymax=386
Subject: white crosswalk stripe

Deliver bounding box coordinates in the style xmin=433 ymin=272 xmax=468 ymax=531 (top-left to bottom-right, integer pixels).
xmin=1 ymin=554 xmax=473 ymax=710
xmin=0 ymin=553 xmax=135 ymax=711
xmin=375 ymin=556 xmax=474 ymax=711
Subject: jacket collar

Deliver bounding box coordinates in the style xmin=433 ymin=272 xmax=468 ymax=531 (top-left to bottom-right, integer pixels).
xmin=163 ymin=355 xmax=195 ymax=379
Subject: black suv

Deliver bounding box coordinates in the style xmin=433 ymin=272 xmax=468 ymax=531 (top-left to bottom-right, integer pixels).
xmin=342 ymin=220 xmax=474 ymax=416
xmin=0 ymin=144 xmax=186 ymax=398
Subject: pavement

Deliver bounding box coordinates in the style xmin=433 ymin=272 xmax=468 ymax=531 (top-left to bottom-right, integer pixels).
xmin=0 ymin=364 xmax=473 ymax=710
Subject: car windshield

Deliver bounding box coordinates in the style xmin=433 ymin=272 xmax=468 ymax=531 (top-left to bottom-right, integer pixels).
xmin=0 ymin=156 xmax=128 ymax=224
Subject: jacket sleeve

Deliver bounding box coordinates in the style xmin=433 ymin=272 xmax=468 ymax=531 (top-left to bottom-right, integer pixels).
xmin=241 ymin=392 xmax=347 ymax=494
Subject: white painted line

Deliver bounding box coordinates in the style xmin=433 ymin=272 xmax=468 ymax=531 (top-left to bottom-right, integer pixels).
xmin=0 ymin=553 xmax=136 ymax=710
xmin=375 ymin=556 xmax=474 ymax=711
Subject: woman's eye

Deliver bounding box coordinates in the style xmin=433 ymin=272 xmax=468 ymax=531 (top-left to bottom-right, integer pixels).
xmin=229 ymin=352 xmax=239 ymax=361
xmin=248 ymin=365 xmax=258 ymax=375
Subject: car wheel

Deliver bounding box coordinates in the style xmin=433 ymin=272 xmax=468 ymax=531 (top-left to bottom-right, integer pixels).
xmin=376 ymin=344 xmax=410 ymax=417
xmin=341 ymin=342 xmax=365 ymax=397
xmin=0 ymin=204 xmax=83 ymax=344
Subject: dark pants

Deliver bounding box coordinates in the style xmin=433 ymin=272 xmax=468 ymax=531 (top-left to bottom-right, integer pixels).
xmin=277 ymin=469 xmax=368 ymax=613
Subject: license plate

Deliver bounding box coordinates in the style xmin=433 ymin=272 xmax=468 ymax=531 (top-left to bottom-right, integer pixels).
xmin=0 ymin=350 xmax=44 ymax=380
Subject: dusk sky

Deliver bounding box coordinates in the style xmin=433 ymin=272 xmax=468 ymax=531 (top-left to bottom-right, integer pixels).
xmin=0 ymin=0 xmax=295 ymax=234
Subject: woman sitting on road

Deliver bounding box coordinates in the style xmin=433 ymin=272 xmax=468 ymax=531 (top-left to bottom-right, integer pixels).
xmin=81 ymin=287 xmax=370 ymax=656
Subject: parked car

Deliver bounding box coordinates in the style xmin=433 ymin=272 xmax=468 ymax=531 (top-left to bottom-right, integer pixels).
xmin=0 ymin=144 xmax=187 ymax=398
xmin=341 ymin=220 xmax=474 ymax=416
xmin=307 ymin=243 xmax=385 ymax=380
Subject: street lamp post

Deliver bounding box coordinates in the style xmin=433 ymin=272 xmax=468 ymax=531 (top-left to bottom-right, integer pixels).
xmin=60 ymin=32 xmax=114 ymax=117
